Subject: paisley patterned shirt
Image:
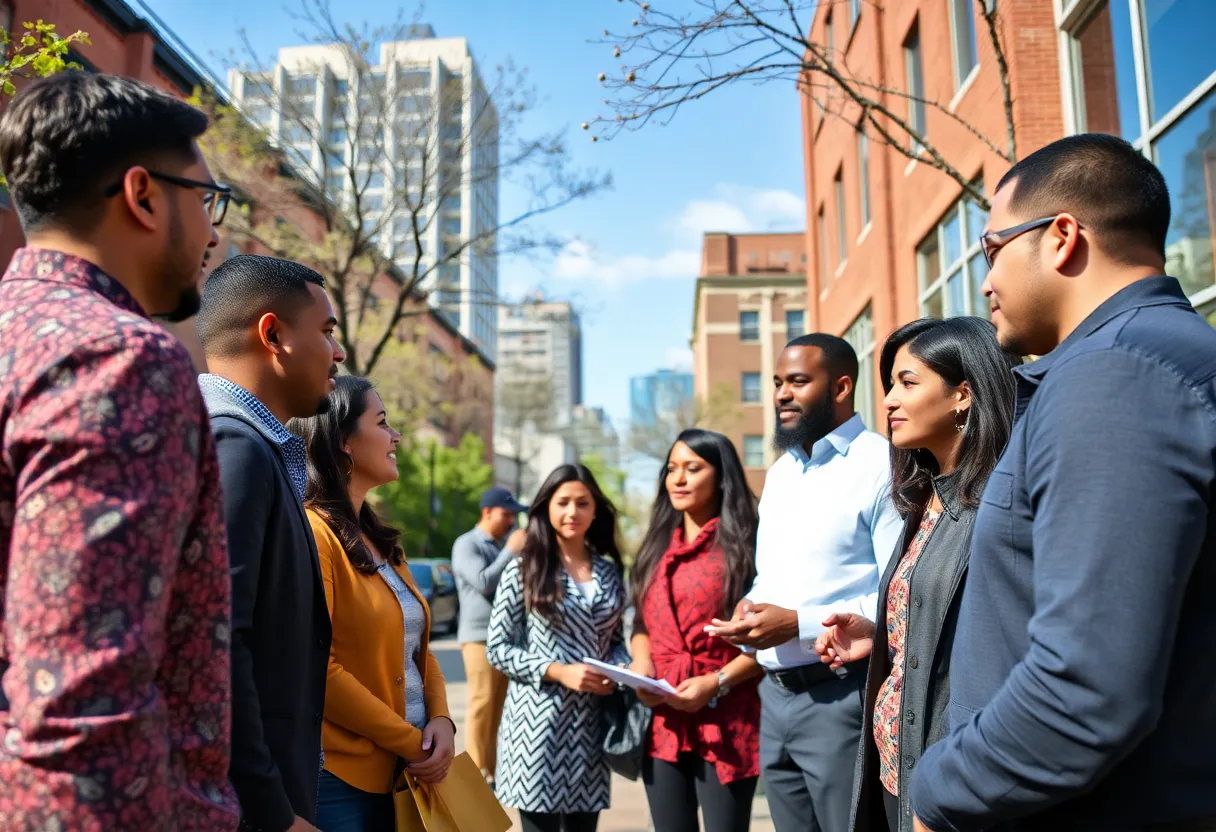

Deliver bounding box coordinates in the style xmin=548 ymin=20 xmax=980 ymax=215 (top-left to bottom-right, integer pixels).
xmin=0 ymin=248 xmax=239 ymax=830
xmin=874 ymin=506 xmax=940 ymax=796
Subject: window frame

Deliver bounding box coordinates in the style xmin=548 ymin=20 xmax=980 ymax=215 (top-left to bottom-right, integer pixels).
xmin=857 ymin=126 xmax=871 ymax=230
xmin=949 ymin=0 xmax=981 ymax=90
xmin=1060 ymin=0 xmax=1216 ymax=311
xmin=785 ymin=308 xmax=806 ymax=339
xmin=834 ymin=167 xmax=848 ymax=268
xmin=739 ymin=309 xmax=761 ymax=343
xmin=904 ymin=23 xmax=927 ymax=148
xmin=843 ymin=305 xmax=876 ymax=430
xmin=741 ymin=372 xmax=762 ymax=404
xmin=742 ymin=435 xmax=765 ymax=469
xmin=917 ymin=186 xmax=989 ymax=319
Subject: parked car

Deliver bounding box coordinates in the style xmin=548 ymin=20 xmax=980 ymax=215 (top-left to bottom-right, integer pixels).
xmin=408 ymin=559 xmax=459 ymax=635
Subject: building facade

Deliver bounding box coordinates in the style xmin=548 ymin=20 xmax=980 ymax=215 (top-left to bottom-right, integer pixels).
xmin=802 ymin=0 xmax=1216 ymax=427
xmin=690 ymin=232 xmax=807 ymax=494
xmin=567 ymin=404 xmax=621 ymax=470
xmin=231 ymin=28 xmax=500 ymax=359
xmin=496 ymin=293 xmax=583 ymax=428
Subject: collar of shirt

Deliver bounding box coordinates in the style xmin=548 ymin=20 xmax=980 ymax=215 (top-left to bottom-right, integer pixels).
xmin=786 ymin=412 xmax=867 ymax=469
xmin=3 ymin=247 xmax=146 ymax=317
xmin=198 ymin=373 xmax=308 ymax=502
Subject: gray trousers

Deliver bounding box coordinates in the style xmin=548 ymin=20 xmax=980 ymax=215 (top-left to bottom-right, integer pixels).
xmin=759 ymin=673 xmax=864 ymax=832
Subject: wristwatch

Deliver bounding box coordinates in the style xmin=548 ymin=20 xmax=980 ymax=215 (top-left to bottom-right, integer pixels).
xmin=709 ymin=670 xmax=731 ymax=709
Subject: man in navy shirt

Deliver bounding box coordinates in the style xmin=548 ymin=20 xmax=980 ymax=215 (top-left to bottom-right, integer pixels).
xmin=911 ymin=134 xmax=1216 ymax=831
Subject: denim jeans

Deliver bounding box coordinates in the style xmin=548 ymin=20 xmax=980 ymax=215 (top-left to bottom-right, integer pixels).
xmin=315 ymin=770 xmax=394 ymax=832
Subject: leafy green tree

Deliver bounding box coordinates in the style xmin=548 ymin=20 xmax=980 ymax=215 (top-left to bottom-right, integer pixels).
xmin=0 ymin=20 xmax=89 ymax=96
xmin=374 ymin=432 xmax=494 ymax=560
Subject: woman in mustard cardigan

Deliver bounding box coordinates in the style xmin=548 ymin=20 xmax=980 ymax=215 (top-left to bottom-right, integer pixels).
xmin=292 ymin=376 xmax=455 ymax=831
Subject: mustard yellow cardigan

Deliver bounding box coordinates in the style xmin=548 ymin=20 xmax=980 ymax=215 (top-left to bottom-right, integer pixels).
xmin=308 ymin=509 xmax=452 ymax=794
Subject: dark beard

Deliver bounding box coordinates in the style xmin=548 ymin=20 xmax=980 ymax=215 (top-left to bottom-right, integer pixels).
xmin=773 ymin=392 xmax=836 ymax=453
xmin=159 ymin=288 xmax=201 ymax=323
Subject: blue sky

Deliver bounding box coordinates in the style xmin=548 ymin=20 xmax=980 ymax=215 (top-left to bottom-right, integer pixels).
xmin=141 ymin=0 xmax=806 ymax=434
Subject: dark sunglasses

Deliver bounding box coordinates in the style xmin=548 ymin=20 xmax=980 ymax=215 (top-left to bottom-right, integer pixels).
xmin=104 ymin=169 xmax=232 ymax=227
xmin=979 ymin=215 xmax=1059 ymax=269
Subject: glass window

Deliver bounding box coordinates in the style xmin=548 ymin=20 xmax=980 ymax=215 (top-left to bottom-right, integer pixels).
xmin=786 ymin=309 xmax=806 ymax=339
xmin=1072 ymin=0 xmax=1139 ymax=137
xmin=817 ymin=207 xmax=830 ymax=282
xmin=739 ymin=310 xmax=760 ymax=342
xmin=904 ymin=24 xmax=927 ymax=146
xmin=1143 ymin=0 xmax=1215 ymax=123
xmin=1156 ymin=90 xmax=1216 ymax=298
xmin=843 ymin=305 xmax=875 ymax=429
xmin=949 ymin=0 xmax=979 ymax=87
xmin=741 ymin=372 xmax=762 ymax=403
xmin=858 ymin=128 xmax=871 ymax=228
xmin=742 ymin=436 xmax=765 ymax=468
xmin=918 ymin=185 xmax=988 ymax=318
xmin=835 ymin=169 xmax=848 ymax=266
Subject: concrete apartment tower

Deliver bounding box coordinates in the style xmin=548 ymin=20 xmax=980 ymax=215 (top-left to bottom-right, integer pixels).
xmin=230 ymin=25 xmax=500 ymax=359
xmin=496 ymin=293 xmax=584 ymax=428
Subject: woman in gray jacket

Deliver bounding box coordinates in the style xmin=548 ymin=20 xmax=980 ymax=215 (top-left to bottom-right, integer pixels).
xmin=815 ymin=317 xmax=1019 ymax=832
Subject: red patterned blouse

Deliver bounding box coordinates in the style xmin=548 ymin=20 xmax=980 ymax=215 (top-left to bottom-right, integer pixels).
xmin=638 ymin=518 xmax=761 ymax=784
xmin=0 ymin=249 xmax=239 ymax=830
xmin=873 ymin=507 xmax=940 ymax=795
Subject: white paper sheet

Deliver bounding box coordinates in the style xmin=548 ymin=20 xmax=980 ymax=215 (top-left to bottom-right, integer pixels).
xmin=583 ymin=657 xmax=678 ymax=695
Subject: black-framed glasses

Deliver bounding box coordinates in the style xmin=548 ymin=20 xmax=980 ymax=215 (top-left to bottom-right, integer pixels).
xmin=104 ymin=170 xmax=232 ymax=226
xmin=979 ymin=216 xmax=1058 ymax=269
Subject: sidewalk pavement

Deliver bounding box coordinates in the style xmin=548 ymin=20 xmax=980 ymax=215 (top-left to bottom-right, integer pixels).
xmin=434 ymin=638 xmax=775 ymax=832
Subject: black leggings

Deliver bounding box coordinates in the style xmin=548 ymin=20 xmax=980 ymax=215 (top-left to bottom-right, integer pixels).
xmin=518 ymin=810 xmax=599 ymax=832
xmin=643 ymin=754 xmax=758 ymax=832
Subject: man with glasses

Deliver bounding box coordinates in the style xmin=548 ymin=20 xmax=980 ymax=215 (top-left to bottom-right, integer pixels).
xmin=0 ymin=73 xmax=239 ymax=828
xmin=910 ymin=134 xmax=1216 ymax=831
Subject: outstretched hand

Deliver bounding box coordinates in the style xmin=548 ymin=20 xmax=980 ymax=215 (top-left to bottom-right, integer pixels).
xmin=814 ymin=613 xmax=876 ymax=669
xmin=704 ymin=600 xmax=799 ymax=650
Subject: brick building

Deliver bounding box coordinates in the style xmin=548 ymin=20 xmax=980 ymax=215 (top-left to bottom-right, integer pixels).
xmin=0 ymin=0 xmax=496 ymax=453
xmin=802 ymin=0 xmax=1216 ymax=428
xmin=691 ymin=231 xmax=807 ymax=494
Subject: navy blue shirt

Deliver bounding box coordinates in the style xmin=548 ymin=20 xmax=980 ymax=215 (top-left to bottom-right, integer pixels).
xmin=910 ymin=278 xmax=1216 ymax=831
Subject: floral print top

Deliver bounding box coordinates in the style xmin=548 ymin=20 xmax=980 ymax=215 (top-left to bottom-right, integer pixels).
xmin=873 ymin=506 xmax=940 ymax=796
xmin=0 ymin=248 xmax=239 ymax=830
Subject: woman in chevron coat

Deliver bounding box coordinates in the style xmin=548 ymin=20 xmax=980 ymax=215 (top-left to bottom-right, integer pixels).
xmin=488 ymin=464 xmax=631 ymax=832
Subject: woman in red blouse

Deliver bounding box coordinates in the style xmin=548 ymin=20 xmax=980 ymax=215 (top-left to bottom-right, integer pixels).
xmin=629 ymin=429 xmax=764 ymax=832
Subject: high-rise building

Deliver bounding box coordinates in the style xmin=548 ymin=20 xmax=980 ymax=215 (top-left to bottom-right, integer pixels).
xmin=630 ymin=369 xmax=695 ymax=431
xmin=567 ymin=405 xmax=621 ymax=470
xmin=691 ymin=231 xmax=807 ymax=494
xmin=230 ymin=26 xmax=500 ymax=358
xmin=802 ymin=0 xmax=1216 ymax=426
xmin=496 ymin=293 xmax=583 ymax=428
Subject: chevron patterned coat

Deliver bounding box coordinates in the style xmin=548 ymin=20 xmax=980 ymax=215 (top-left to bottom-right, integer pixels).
xmin=487 ymin=556 xmax=630 ymax=814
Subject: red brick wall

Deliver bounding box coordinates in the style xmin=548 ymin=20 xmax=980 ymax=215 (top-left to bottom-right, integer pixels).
xmin=803 ymin=0 xmax=1065 ymax=428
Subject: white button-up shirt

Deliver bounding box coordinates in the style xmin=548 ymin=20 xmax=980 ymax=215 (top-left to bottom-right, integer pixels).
xmin=747 ymin=413 xmax=903 ymax=670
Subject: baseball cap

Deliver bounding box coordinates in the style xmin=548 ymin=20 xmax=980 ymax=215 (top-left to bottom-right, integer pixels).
xmin=480 ymin=486 xmax=527 ymax=514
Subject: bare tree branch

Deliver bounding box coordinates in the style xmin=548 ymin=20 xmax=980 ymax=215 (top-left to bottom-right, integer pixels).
xmin=590 ymin=0 xmax=1014 ymax=209
xmin=210 ymin=0 xmax=610 ymax=381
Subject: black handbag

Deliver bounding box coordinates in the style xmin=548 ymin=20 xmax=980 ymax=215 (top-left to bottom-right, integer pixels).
xmin=601 ymin=686 xmax=652 ymax=781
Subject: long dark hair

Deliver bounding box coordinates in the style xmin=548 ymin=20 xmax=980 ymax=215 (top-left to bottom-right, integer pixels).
xmin=879 ymin=317 xmax=1021 ymax=517
xmin=290 ymin=375 xmax=404 ymax=573
xmin=521 ymin=464 xmax=623 ymax=618
xmin=630 ymin=429 xmax=758 ymax=617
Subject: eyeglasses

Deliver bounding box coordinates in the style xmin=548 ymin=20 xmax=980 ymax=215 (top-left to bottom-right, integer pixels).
xmin=979 ymin=215 xmax=1058 ymax=269
xmin=104 ymin=170 xmax=232 ymax=226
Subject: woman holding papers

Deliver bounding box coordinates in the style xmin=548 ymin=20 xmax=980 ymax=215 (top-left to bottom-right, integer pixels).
xmin=628 ymin=429 xmax=764 ymax=832
xmin=487 ymin=464 xmax=629 ymax=832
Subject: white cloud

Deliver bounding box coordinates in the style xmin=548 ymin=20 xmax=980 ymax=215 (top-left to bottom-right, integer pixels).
xmin=552 ymin=184 xmax=806 ymax=286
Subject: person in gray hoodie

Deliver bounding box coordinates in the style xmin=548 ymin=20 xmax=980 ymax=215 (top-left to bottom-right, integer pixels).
xmin=451 ymin=486 xmax=527 ymax=784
